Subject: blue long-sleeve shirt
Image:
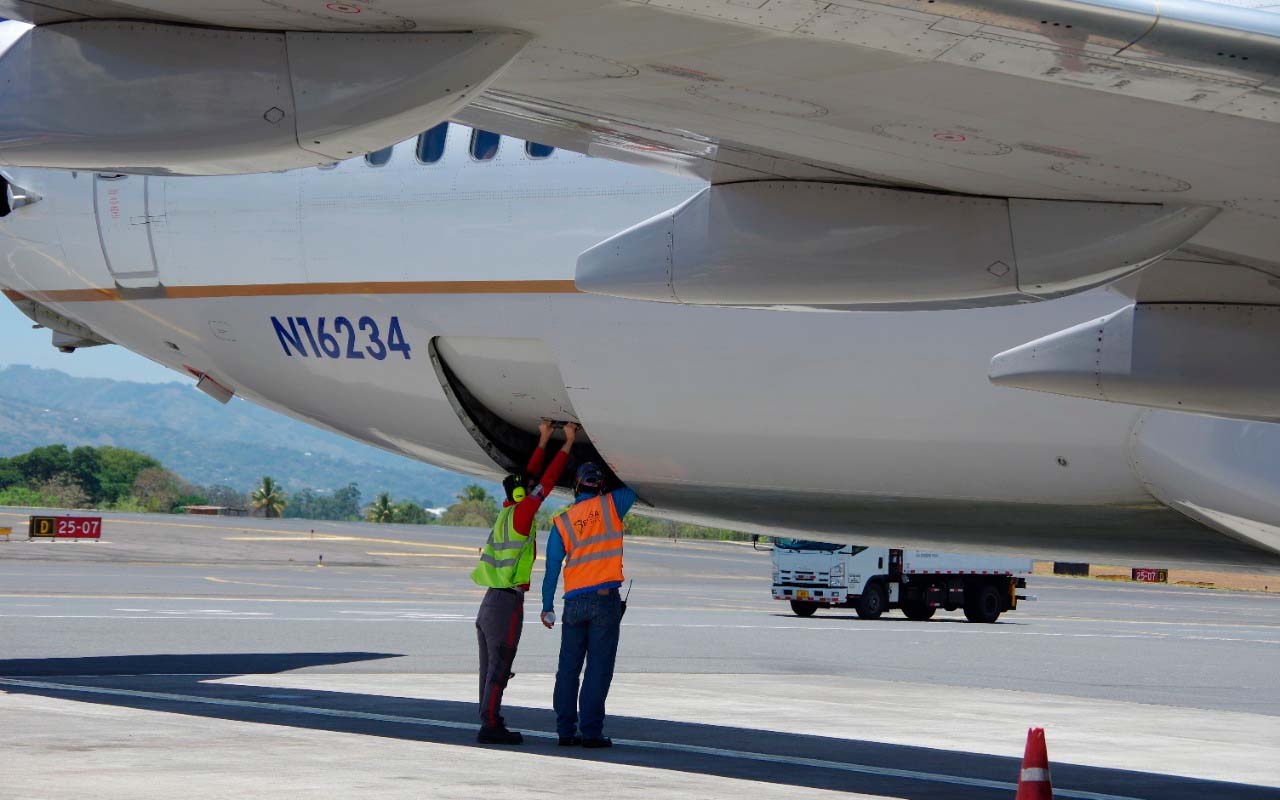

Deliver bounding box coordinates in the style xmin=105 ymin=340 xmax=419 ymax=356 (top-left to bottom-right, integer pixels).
xmin=542 ymin=487 xmax=637 ymax=613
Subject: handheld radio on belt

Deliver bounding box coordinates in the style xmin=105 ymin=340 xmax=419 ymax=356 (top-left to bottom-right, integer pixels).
xmin=621 ymin=579 xmax=633 ymax=618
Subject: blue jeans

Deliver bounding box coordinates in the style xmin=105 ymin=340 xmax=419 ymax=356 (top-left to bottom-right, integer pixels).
xmin=553 ymin=588 xmax=622 ymax=739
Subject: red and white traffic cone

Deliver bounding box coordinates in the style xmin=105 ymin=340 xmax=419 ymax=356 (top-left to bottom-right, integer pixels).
xmin=1015 ymin=727 xmax=1053 ymax=799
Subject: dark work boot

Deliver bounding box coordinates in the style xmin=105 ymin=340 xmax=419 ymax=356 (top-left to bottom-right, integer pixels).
xmin=558 ymin=734 xmax=582 ymax=747
xmin=581 ymin=737 xmax=613 ymax=749
xmin=477 ymin=724 xmax=524 ymax=745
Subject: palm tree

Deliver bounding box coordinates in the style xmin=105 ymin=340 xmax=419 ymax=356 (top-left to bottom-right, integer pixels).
xmin=366 ymin=492 xmax=394 ymax=523
xmin=250 ymin=476 xmax=287 ymax=519
xmin=459 ymin=484 xmax=490 ymax=503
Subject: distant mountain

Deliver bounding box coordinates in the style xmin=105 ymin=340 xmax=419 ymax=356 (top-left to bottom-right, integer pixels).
xmin=0 ymin=364 xmax=494 ymax=505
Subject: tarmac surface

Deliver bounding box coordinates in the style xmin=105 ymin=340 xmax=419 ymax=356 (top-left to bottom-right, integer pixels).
xmin=2 ymin=508 xmax=1279 ymax=799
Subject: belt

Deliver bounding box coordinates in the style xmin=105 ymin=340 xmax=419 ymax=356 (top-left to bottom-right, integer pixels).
xmin=596 ymin=587 xmax=618 ymax=596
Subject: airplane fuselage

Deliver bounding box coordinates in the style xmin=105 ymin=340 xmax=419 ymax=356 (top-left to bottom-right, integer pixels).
xmin=2 ymin=127 xmax=1278 ymax=568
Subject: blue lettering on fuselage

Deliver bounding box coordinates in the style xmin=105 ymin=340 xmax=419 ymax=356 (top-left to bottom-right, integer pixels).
xmin=269 ymin=315 xmax=411 ymax=360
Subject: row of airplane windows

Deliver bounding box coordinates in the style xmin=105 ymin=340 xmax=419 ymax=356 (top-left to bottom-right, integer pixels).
xmin=340 ymin=122 xmax=555 ymax=169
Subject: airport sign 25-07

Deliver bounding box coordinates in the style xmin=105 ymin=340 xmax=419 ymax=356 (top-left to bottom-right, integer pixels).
xmin=29 ymin=515 xmax=102 ymax=540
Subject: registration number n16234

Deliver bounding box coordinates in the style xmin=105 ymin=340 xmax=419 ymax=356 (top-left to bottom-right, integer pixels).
xmin=270 ymin=315 xmax=411 ymax=360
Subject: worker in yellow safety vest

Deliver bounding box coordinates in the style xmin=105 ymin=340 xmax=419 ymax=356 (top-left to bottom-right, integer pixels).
xmin=473 ymin=420 xmax=576 ymax=745
xmin=540 ymin=461 xmax=637 ymax=748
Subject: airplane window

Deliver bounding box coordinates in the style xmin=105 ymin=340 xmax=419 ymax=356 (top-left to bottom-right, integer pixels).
xmin=525 ymin=141 xmax=555 ymax=159
xmin=365 ymin=146 xmax=393 ymax=167
xmin=416 ymin=122 xmax=449 ymax=164
xmin=470 ymin=129 xmax=500 ymax=162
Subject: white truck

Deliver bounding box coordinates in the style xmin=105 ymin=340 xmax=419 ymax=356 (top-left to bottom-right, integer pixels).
xmin=770 ymin=539 xmax=1033 ymax=623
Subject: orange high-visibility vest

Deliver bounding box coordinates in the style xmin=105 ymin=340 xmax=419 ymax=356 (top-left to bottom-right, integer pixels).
xmin=553 ymin=494 xmax=625 ymax=593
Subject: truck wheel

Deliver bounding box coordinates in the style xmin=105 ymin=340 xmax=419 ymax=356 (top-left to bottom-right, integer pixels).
xmin=855 ymin=584 xmax=886 ymax=620
xmin=901 ymin=599 xmax=935 ymax=621
xmin=963 ymin=583 xmax=1002 ymax=623
xmin=790 ymin=600 xmax=819 ymax=617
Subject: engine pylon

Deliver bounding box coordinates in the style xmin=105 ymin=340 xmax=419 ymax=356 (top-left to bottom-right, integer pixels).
xmin=575 ymin=181 xmax=1217 ymax=310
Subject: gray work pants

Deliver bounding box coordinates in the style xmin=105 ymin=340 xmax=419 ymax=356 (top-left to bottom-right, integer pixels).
xmin=476 ymin=587 xmax=525 ymax=727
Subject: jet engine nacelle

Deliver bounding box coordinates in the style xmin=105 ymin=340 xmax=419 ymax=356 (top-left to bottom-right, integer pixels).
xmin=0 ymin=20 xmax=528 ymax=175
xmin=575 ymin=181 xmax=1217 ymax=310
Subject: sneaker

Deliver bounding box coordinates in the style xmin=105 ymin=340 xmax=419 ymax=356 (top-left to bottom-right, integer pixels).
xmin=558 ymin=734 xmax=582 ymax=747
xmin=581 ymin=737 xmax=613 ymax=749
xmin=477 ymin=725 xmax=524 ymax=745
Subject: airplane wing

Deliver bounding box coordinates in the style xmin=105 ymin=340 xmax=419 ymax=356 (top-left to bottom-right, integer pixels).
xmin=1 ymin=0 xmax=1278 ymax=419
xmin=1 ymin=2 xmax=1276 ymax=201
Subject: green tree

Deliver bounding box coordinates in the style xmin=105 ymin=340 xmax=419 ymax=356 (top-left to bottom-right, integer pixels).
xmin=366 ymin=492 xmax=394 ymax=523
xmin=391 ymin=500 xmax=432 ymax=525
xmin=0 ymin=485 xmax=55 ymax=507
xmin=11 ymin=444 xmax=72 ymax=484
xmin=69 ymin=446 xmax=103 ymax=504
xmin=284 ymin=482 xmax=361 ymax=521
xmin=283 ymin=488 xmax=320 ymax=519
xmin=439 ymin=484 xmax=499 ymax=528
xmin=97 ymin=447 xmax=162 ymax=504
xmin=107 ymin=495 xmax=149 ymax=513
xmin=330 ymin=482 xmax=362 ymax=520
xmin=251 ymin=476 xmax=287 ymax=518
xmin=0 ymin=457 xmax=21 ymax=489
xmin=622 ymin=514 xmax=673 ymax=537
xmin=172 ymin=492 xmax=209 ymax=512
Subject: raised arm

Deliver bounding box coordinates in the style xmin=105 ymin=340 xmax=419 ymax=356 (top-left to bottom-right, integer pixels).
xmin=525 ymin=419 xmax=555 ymax=476
xmin=512 ymin=423 xmax=577 ymax=537
xmin=537 ymin=423 xmax=576 ymax=495
xmin=610 ymin=485 xmax=639 ymax=518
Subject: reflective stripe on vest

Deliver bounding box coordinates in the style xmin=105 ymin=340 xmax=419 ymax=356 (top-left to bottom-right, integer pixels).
xmin=471 ymin=506 xmax=536 ymax=588
xmin=555 ymin=495 xmax=624 ymax=593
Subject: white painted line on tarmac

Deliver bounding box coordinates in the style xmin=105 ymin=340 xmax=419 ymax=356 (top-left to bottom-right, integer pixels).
xmin=0 ymin=677 xmax=1138 ymax=800
xmin=622 ymin=622 xmax=1280 ymax=645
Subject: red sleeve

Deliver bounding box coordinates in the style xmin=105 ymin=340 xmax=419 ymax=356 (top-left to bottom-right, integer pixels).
xmin=525 ymin=446 xmax=547 ymax=476
xmin=538 ymin=449 xmax=570 ymax=496
xmin=511 ymin=449 xmax=569 ymax=536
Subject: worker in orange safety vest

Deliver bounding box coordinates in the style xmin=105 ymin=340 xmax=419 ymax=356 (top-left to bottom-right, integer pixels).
xmin=540 ymin=462 xmax=637 ymax=748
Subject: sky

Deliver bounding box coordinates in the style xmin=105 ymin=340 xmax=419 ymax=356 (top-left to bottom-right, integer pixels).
xmin=0 ymin=300 xmax=177 ymax=383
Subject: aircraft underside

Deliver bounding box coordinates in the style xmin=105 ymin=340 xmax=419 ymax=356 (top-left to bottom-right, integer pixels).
xmin=0 ymin=21 xmax=1277 ymax=570
xmin=2 ymin=148 xmax=1279 ymax=570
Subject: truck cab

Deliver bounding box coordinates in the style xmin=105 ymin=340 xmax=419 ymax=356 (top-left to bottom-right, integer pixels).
xmin=771 ymin=539 xmax=1031 ymax=623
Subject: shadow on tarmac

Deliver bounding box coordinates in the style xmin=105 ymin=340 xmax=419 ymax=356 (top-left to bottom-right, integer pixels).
xmin=0 ymin=652 xmax=400 ymax=676
xmin=1 ymin=653 xmax=1273 ymax=800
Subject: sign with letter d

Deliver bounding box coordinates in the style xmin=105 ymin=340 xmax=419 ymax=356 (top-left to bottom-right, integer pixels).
xmin=29 ymin=516 xmax=56 ymax=538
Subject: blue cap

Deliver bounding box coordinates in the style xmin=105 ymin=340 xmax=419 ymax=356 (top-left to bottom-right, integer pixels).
xmin=575 ymin=462 xmax=604 ymax=489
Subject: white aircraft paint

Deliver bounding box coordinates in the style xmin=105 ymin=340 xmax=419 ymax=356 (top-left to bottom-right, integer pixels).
xmin=1 ymin=127 xmax=1278 ymax=568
